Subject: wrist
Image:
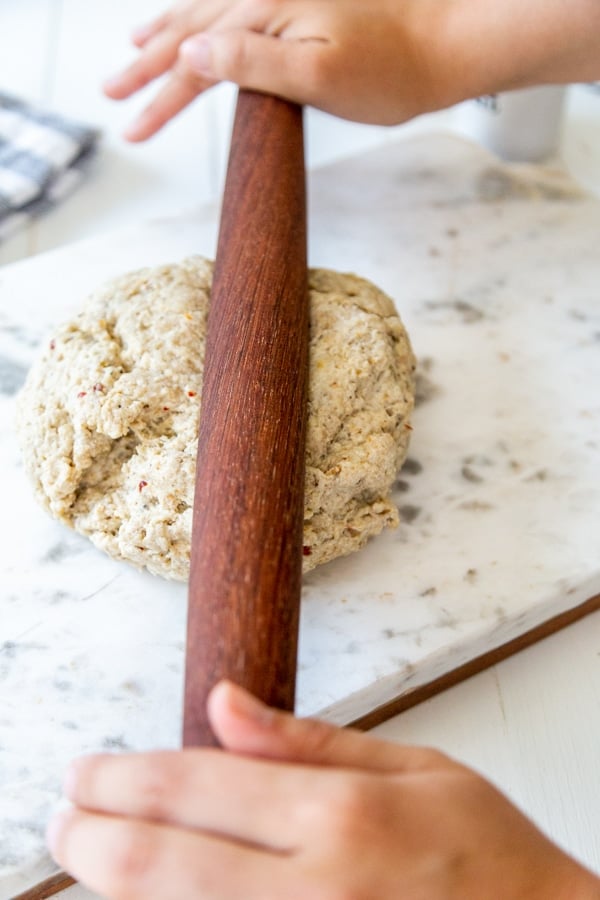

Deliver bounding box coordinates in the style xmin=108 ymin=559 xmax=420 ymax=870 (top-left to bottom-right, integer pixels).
xmin=397 ymin=0 xmax=471 ymax=115
xmin=399 ymin=0 xmax=505 ymax=114
xmin=424 ymin=0 xmax=600 ymax=106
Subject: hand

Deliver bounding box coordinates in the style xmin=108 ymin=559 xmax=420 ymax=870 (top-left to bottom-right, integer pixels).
xmin=103 ymin=0 xmax=456 ymax=141
xmin=47 ymin=681 xmax=599 ymax=900
xmin=105 ymin=0 xmax=600 ymax=142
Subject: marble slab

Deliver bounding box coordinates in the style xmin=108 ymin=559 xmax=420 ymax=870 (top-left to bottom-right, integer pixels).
xmin=2 ymin=134 xmax=600 ymax=893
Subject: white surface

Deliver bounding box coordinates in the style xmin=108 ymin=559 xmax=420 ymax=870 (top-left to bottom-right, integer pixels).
xmin=456 ymin=87 xmax=567 ymax=162
xmin=1 ymin=2 xmax=600 ymax=897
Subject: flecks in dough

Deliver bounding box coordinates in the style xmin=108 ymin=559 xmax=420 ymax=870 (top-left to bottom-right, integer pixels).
xmin=17 ymin=257 xmax=415 ymax=580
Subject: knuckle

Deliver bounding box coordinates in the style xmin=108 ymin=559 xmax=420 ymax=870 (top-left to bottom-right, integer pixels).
xmin=320 ymin=776 xmax=379 ymax=838
xmin=324 ymin=776 xmax=397 ymax=857
xmin=108 ymin=823 xmax=156 ymax=892
xmin=298 ymin=717 xmax=342 ymax=760
xmin=216 ymin=33 xmax=249 ymax=79
xmin=173 ymin=58 xmax=209 ymax=89
xmin=301 ymin=51 xmax=336 ymax=97
xmin=457 ymin=765 xmax=495 ymax=799
xmin=133 ymin=756 xmax=180 ymax=819
xmin=338 ymin=777 xmax=376 ymax=821
xmin=415 ymin=744 xmax=455 ymax=769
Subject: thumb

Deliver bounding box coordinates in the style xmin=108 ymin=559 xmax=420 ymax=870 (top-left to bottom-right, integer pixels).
xmin=207 ymin=680 xmax=452 ymax=775
xmin=179 ymin=30 xmax=323 ymax=105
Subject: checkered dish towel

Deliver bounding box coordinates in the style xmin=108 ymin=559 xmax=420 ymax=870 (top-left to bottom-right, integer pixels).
xmin=0 ymin=93 xmax=100 ymax=242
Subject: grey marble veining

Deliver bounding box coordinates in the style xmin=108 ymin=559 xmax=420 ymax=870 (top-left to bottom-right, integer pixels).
xmin=1 ymin=134 xmax=600 ymax=892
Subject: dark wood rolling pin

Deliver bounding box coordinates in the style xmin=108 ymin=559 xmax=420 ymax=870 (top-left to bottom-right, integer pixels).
xmin=19 ymin=90 xmax=308 ymax=900
xmin=183 ymin=89 xmax=309 ymax=746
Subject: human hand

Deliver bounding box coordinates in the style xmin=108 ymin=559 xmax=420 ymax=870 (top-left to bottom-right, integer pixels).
xmin=103 ymin=0 xmax=457 ymax=141
xmin=47 ymin=681 xmax=599 ymax=900
xmin=105 ymin=0 xmax=600 ymax=142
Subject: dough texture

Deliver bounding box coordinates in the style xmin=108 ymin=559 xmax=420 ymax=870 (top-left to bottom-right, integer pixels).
xmin=17 ymin=257 xmax=415 ymax=579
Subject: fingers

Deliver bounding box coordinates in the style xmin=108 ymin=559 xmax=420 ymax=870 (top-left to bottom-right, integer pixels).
xmin=209 ymin=681 xmax=453 ymax=774
xmin=127 ymin=25 xmax=323 ymax=140
xmin=105 ymin=0 xmax=232 ymax=100
xmin=105 ymin=2 xmax=334 ymax=140
xmin=123 ymin=62 xmax=215 ymax=141
xmin=178 ymin=28 xmax=328 ymax=107
xmin=63 ymin=746 xmax=317 ymax=850
xmin=48 ymin=807 xmax=287 ymax=900
xmin=131 ymin=11 xmax=173 ymax=48
xmin=104 ymin=26 xmax=185 ymax=100
xmin=118 ymin=26 xmax=328 ymax=143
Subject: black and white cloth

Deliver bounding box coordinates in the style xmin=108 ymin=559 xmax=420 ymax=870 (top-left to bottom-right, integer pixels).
xmin=0 ymin=92 xmax=100 ymax=242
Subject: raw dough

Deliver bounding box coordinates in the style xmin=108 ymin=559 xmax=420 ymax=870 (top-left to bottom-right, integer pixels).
xmin=17 ymin=257 xmax=415 ymax=579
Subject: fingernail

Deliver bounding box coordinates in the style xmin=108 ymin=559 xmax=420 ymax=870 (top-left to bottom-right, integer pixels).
xmin=131 ymin=24 xmax=152 ymax=43
xmin=222 ymin=681 xmax=276 ymax=726
xmin=123 ymin=120 xmax=146 ymax=142
xmin=180 ymin=36 xmax=213 ymax=74
xmin=103 ymin=76 xmax=120 ymax=91
xmin=123 ymin=112 xmax=155 ymax=142
xmin=103 ymin=75 xmax=128 ymax=97
xmin=46 ymin=808 xmax=73 ymax=858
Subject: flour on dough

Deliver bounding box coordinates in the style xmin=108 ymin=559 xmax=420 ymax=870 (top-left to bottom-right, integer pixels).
xmin=17 ymin=257 xmax=415 ymax=579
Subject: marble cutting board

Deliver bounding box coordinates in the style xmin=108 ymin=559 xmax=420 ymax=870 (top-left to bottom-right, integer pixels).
xmin=2 ymin=134 xmax=600 ymax=893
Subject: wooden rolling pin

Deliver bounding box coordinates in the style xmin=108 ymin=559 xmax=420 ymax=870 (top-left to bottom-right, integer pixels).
xmin=20 ymin=90 xmax=307 ymax=900
xmin=183 ymin=90 xmax=309 ymax=746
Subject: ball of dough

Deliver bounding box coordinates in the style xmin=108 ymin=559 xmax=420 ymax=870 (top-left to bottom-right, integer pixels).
xmin=17 ymin=257 xmax=415 ymax=579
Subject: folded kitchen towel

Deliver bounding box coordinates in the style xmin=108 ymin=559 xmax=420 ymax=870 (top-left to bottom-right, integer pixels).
xmin=0 ymin=92 xmax=100 ymax=242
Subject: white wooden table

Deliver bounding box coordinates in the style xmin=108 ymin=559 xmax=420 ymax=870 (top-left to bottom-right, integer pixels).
xmin=2 ymin=2 xmax=599 ymax=896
